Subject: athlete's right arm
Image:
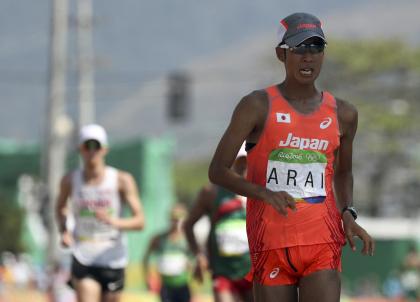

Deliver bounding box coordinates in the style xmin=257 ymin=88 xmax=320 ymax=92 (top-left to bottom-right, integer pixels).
xmin=55 ymin=173 xmax=73 ymax=247
xmin=183 ymin=184 xmax=214 ymax=282
xmin=208 ymin=91 xmax=296 ymax=216
xmin=142 ymin=235 xmax=160 ymax=290
xmin=183 ymin=185 xmax=213 ymax=255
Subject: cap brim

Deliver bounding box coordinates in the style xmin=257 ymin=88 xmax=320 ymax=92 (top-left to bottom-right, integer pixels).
xmin=285 ymin=31 xmax=326 ymax=47
xmin=81 ymin=138 xmax=100 ymax=143
xmin=80 ymin=138 xmax=105 ymax=147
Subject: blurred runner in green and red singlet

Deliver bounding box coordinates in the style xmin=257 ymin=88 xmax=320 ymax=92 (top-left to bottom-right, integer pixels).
xmin=184 ymin=144 xmax=253 ymax=302
xmin=143 ymin=203 xmax=192 ymax=302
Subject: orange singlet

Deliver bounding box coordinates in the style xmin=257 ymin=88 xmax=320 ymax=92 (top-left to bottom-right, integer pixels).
xmin=246 ymin=85 xmax=346 ymax=254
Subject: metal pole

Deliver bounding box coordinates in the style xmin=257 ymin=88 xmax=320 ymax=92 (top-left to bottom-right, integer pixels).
xmin=45 ymin=0 xmax=69 ymax=266
xmin=77 ymin=0 xmax=95 ymax=128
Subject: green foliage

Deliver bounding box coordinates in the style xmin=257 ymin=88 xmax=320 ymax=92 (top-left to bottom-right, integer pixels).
xmin=0 ymin=143 xmax=40 ymax=205
xmin=321 ymin=39 xmax=420 ymax=157
xmin=327 ymin=39 xmax=420 ymax=74
xmin=0 ymin=201 xmax=25 ymax=254
xmin=173 ymin=159 xmax=210 ymax=205
xmin=356 ymin=100 xmax=415 ymax=134
xmin=356 ymin=103 xmax=411 ymax=154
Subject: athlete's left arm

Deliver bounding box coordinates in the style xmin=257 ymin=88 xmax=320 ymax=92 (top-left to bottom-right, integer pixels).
xmin=96 ymin=171 xmax=145 ymax=230
xmin=335 ymin=98 xmax=374 ymax=256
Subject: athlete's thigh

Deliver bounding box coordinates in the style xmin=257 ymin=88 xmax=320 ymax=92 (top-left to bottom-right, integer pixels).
xmin=216 ymin=288 xmax=253 ymax=302
xmin=298 ymin=269 xmax=340 ymax=302
xmin=253 ymin=282 xmax=298 ymax=302
xmin=174 ymin=285 xmax=191 ymax=302
xmin=238 ymin=287 xmax=254 ymax=302
xmin=101 ymin=290 xmax=122 ymax=302
xmin=73 ymin=277 xmax=102 ymax=302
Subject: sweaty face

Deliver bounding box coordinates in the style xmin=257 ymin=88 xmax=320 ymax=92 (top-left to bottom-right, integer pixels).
xmin=283 ymin=37 xmax=325 ymax=84
xmin=169 ymin=205 xmax=187 ymax=228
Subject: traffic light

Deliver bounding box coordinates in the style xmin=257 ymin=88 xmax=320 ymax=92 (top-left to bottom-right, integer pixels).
xmin=167 ymin=71 xmax=190 ymax=122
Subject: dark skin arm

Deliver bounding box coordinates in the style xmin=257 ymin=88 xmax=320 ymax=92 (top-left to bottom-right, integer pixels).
xmin=335 ymin=98 xmax=375 ymax=256
xmin=142 ymin=234 xmax=162 ymax=290
xmin=208 ymin=90 xmax=296 ymax=216
xmin=183 ymin=184 xmax=215 ymax=282
xmin=209 ymin=87 xmax=373 ymax=255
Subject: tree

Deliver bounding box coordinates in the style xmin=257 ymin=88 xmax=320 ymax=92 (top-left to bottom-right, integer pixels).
xmin=0 ymin=199 xmax=25 ymax=254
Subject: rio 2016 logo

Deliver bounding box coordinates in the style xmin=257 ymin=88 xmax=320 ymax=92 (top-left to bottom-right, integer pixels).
xmin=306 ymin=153 xmax=319 ymax=162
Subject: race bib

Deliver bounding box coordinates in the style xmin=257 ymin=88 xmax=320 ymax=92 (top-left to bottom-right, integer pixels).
xmin=266 ymin=148 xmax=327 ymax=203
xmin=157 ymin=253 xmax=188 ymax=276
xmin=215 ymin=219 xmax=248 ymax=256
xmin=76 ymin=209 xmax=118 ymax=242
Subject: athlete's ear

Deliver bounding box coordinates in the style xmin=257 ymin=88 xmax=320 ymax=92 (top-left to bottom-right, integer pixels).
xmin=102 ymin=147 xmax=109 ymax=156
xmin=276 ymin=46 xmax=286 ymax=63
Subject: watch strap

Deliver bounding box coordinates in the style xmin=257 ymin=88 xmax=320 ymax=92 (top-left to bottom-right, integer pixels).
xmin=342 ymin=206 xmax=358 ymax=220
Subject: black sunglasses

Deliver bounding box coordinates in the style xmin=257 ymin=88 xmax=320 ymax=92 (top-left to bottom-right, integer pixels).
xmin=83 ymin=140 xmax=101 ymax=151
xmin=280 ymin=43 xmax=326 ymax=55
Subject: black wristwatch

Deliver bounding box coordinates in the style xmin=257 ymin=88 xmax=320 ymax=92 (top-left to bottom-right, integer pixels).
xmin=342 ymin=206 xmax=358 ymax=220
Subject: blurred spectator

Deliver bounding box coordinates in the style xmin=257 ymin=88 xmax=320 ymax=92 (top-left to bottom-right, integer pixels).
xmin=32 ymin=263 xmax=49 ymax=292
xmin=400 ymin=243 xmax=420 ymax=301
xmin=354 ymin=275 xmax=381 ymax=298
xmin=0 ymin=259 xmax=4 ymax=302
xmin=47 ymin=261 xmax=76 ymax=302
xmin=1 ymin=251 xmax=16 ymax=285
xmin=1 ymin=252 xmax=33 ymax=288
xmin=12 ymin=254 xmax=31 ymax=289
xmin=382 ymin=270 xmax=404 ymax=300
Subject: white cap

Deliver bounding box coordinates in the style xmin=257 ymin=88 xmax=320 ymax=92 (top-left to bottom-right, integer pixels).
xmin=79 ymin=124 xmax=108 ymax=147
xmin=236 ymin=142 xmax=247 ymax=158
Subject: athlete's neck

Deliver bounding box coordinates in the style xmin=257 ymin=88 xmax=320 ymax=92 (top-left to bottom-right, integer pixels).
xmin=279 ymin=81 xmax=320 ymax=102
xmin=83 ymin=162 xmax=106 ymax=182
xmin=169 ymin=223 xmax=184 ymax=238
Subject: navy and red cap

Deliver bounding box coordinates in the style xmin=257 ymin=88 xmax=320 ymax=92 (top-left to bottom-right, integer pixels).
xmin=277 ymin=12 xmax=326 ymax=47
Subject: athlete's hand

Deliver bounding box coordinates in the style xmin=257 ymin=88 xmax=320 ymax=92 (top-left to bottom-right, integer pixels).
xmin=145 ymin=274 xmax=159 ymax=293
xmin=264 ymin=190 xmax=296 ymax=216
xmin=60 ymin=230 xmax=73 ymax=248
xmin=343 ymin=212 xmax=375 ymax=256
xmin=193 ymin=252 xmax=208 ymax=283
xmin=95 ymin=209 xmax=115 ymax=225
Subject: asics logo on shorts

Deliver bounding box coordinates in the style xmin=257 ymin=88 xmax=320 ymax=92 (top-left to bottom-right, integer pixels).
xmin=269 ymin=267 xmax=280 ymax=279
xmin=107 ymin=280 xmax=122 ymax=291
xmin=320 ymin=117 xmax=332 ymax=129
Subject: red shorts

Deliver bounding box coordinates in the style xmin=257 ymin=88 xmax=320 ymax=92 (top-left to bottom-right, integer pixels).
xmin=213 ymin=276 xmax=253 ymax=293
xmin=247 ymin=243 xmax=342 ymax=286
